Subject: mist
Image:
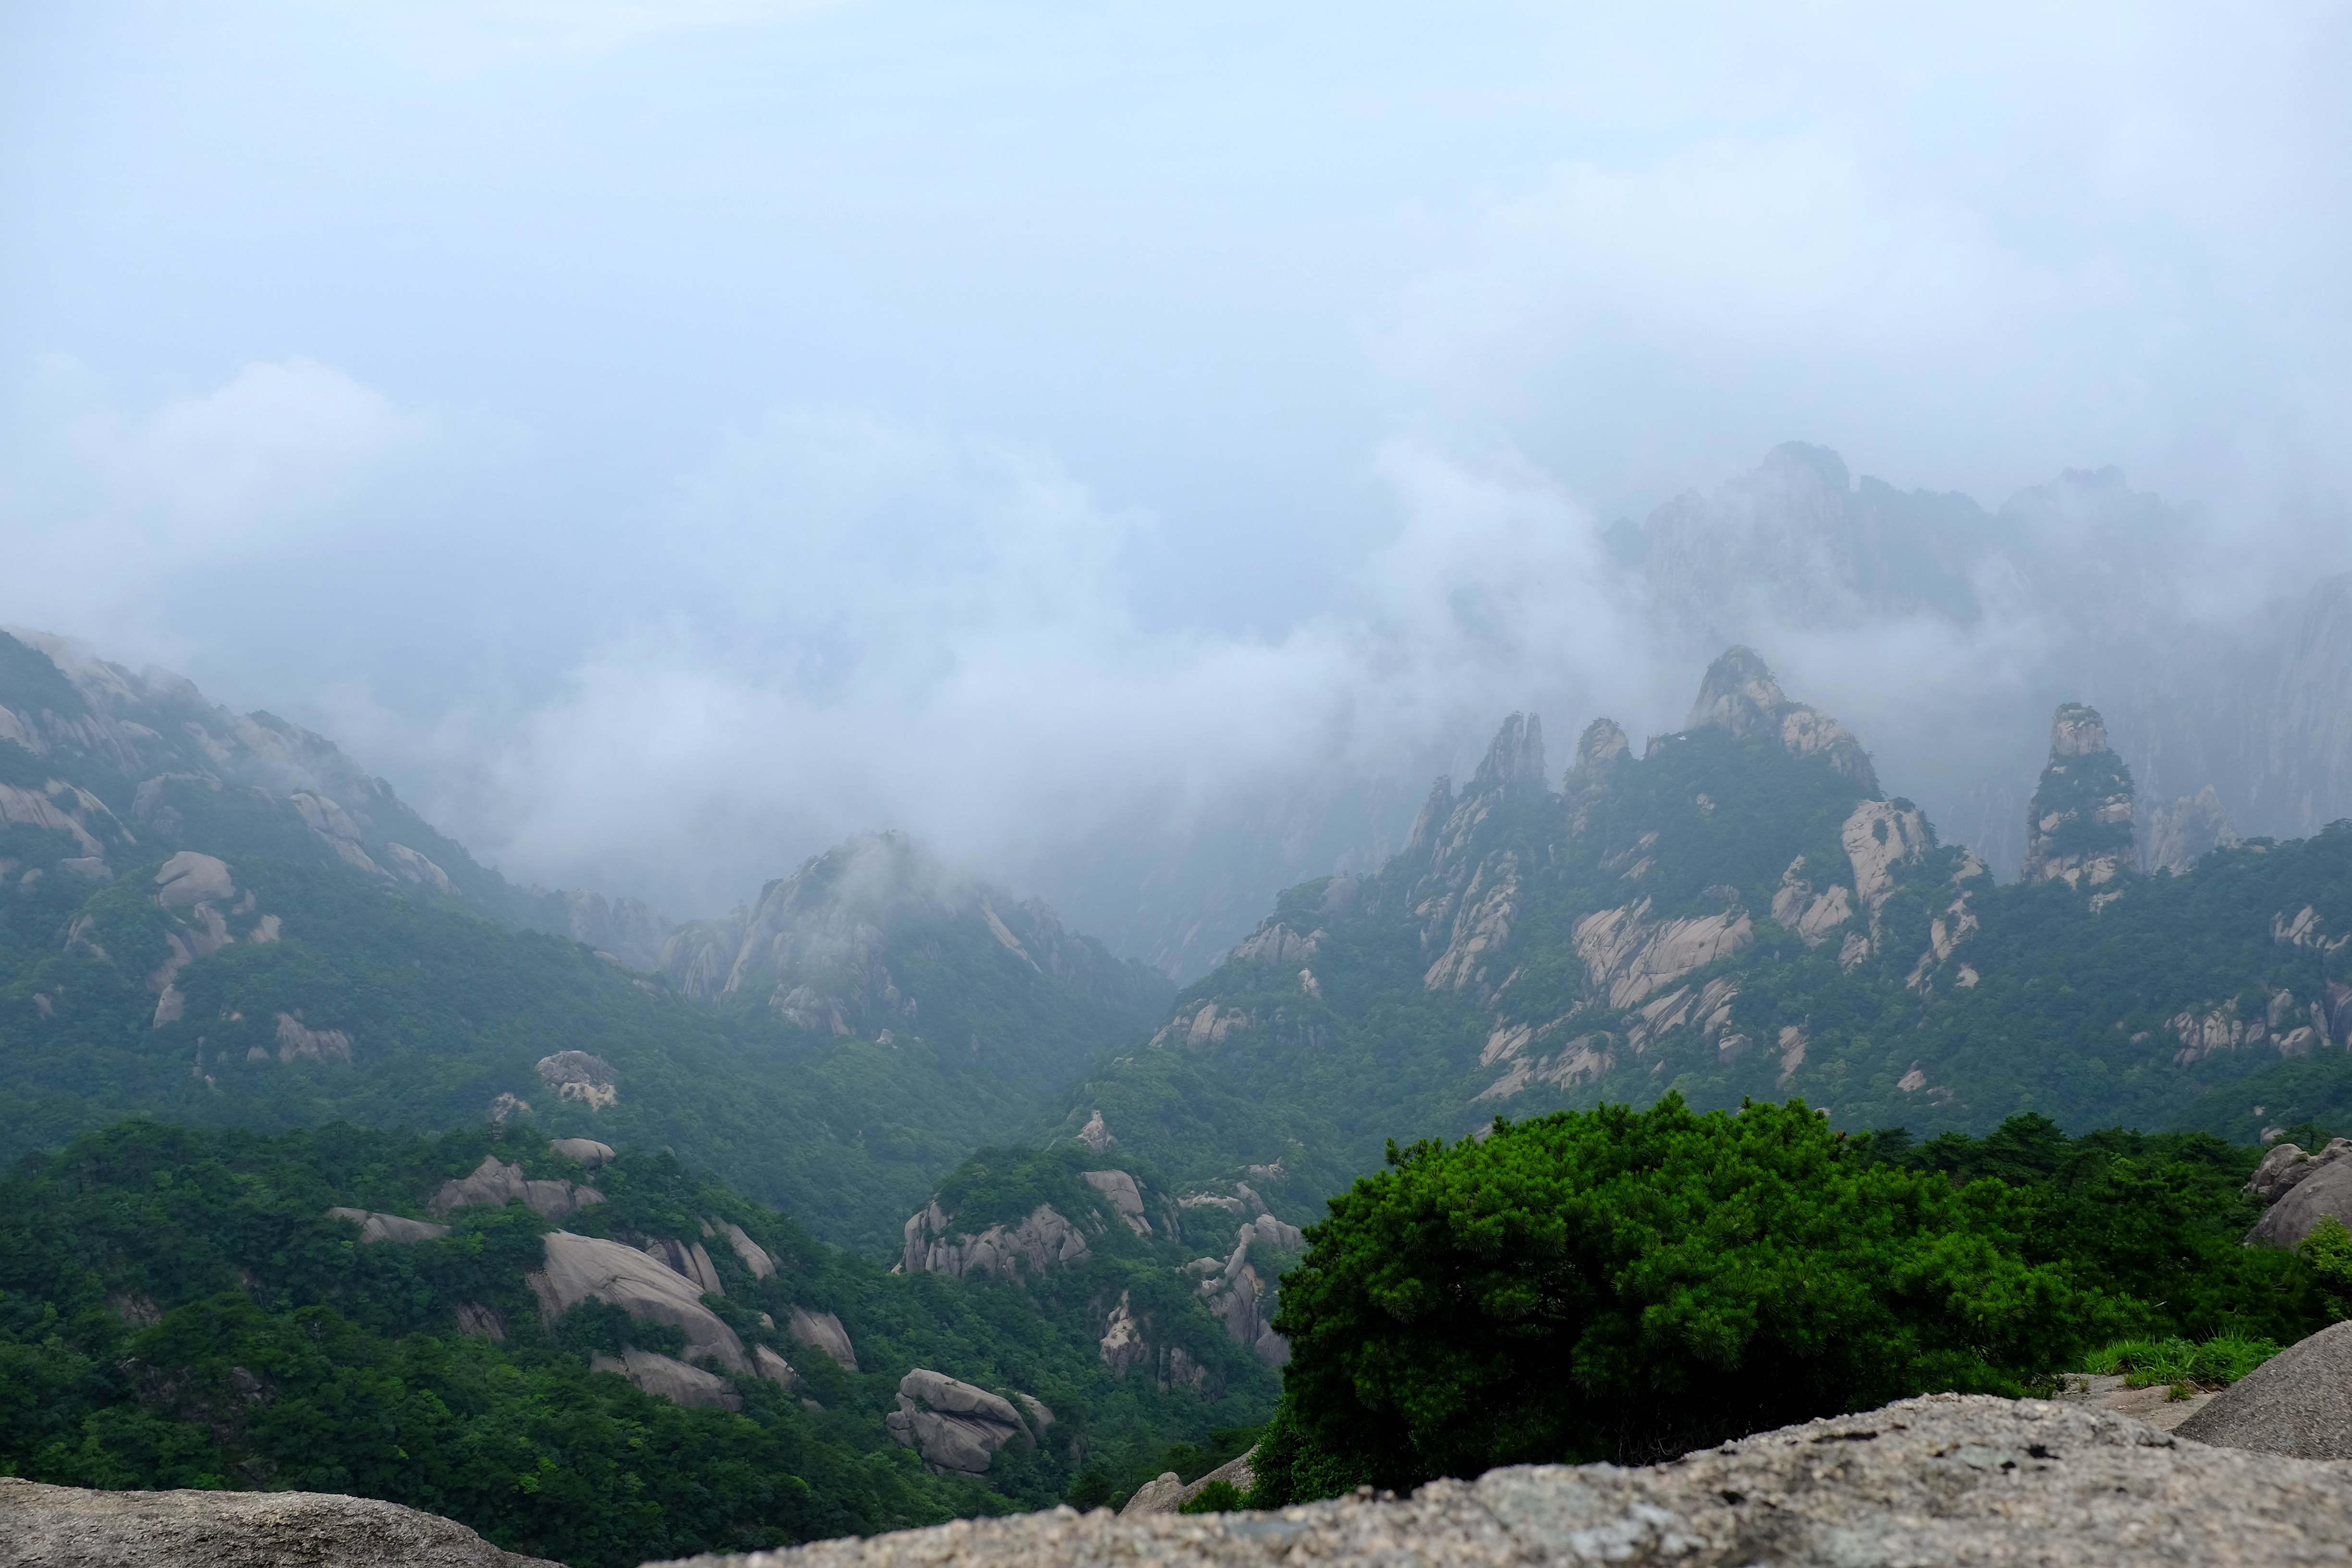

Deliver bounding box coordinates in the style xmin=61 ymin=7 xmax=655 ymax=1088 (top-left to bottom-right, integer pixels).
xmin=4 ymin=1 xmax=2350 ymax=952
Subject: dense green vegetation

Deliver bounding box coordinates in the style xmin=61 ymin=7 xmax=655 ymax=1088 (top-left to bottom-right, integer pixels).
xmin=0 ymin=1120 xmax=1273 ymax=1563
xmin=0 ymin=830 xmax=1160 ymax=1255
xmin=1243 ymin=1100 xmax=2334 ymax=1504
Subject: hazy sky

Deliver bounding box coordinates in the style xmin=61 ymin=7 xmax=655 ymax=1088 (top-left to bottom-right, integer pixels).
xmin=5 ymin=1 xmax=2349 ymax=913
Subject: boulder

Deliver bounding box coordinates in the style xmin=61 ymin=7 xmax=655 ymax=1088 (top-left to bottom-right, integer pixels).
xmin=590 ymin=1347 xmax=742 ymax=1411
xmin=153 ymin=850 xmax=234 ymax=909
xmin=1080 ymin=1169 xmax=1152 ymax=1236
xmin=0 ymin=1476 xmax=559 ymax=1567
xmin=2176 ymin=1321 xmax=2352 ymax=1458
xmin=526 ymin=1231 xmax=750 ymax=1373
xmin=2247 ymin=1158 xmax=2352 ymax=1249
xmin=754 ymin=1345 xmax=798 ymax=1390
xmin=325 ymin=1207 xmax=451 ymax=1245
xmin=548 ymin=1137 xmax=615 ymax=1169
xmin=1119 ymin=1473 xmax=1186 ymax=1517
xmin=2246 ymin=1138 xmax=2352 ymax=1202
xmin=430 ymin=1155 xmax=603 ymax=1221
xmin=883 ymin=1370 xmax=1034 ymax=1475
xmin=648 ymin=1394 xmax=2352 ymax=1568
xmin=534 ymin=1050 xmax=617 ymax=1109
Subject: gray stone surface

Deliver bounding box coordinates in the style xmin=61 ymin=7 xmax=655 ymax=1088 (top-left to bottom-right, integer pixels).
xmin=2249 ymin=1157 xmax=2352 ymax=1249
xmin=325 ymin=1206 xmax=452 ymax=1245
xmin=787 ymin=1304 xmax=858 ymax=1371
xmin=2177 ymin=1319 xmax=2352 ymax=1458
xmin=526 ymin=1230 xmax=750 ymax=1375
xmin=0 ymin=1475 xmax=557 ymax=1567
xmin=882 ymin=1370 xmax=1036 ymax=1475
xmin=590 ymin=1347 xmax=743 ymax=1411
xmin=652 ymin=1394 xmax=2352 ymax=1568
xmin=431 ymin=1155 xmax=604 ymax=1222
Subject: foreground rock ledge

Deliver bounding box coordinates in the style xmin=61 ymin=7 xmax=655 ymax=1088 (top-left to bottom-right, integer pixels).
xmin=0 ymin=1476 xmax=560 ymax=1568
xmin=653 ymin=1395 xmax=2352 ymax=1568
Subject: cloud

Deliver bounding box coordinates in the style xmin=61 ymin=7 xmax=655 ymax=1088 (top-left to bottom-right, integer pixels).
xmin=321 ymin=410 xmax=1667 ymax=915
xmin=1 ymin=358 xmax=427 ymax=660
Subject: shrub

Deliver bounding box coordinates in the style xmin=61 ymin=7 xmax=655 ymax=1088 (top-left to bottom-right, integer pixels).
xmin=1261 ymin=1095 xmax=2099 ymax=1499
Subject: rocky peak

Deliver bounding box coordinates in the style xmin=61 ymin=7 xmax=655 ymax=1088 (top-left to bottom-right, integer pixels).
xmin=2141 ymin=786 xmax=2241 ymax=875
xmin=2021 ymin=703 xmax=2136 ymax=889
xmin=1683 ymin=647 xmax=1879 ymax=793
xmin=1569 ymin=718 xmax=1630 ymax=782
xmin=1686 ymin=646 xmax=1788 ymax=737
xmin=1470 ymin=712 xmax=1547 ymax=794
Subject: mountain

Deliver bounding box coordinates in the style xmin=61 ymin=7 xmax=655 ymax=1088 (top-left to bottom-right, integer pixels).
xmin=995 ymin=445 xmax=2352 ymax=980
xmin=0 ymin=630 xmax=1169 ymax=1254
xmin=0 ymin=626 xmax=670 ymax=961
xmin=933 ymin=649 xmax=2352 ymax=1266
xmin=0 ymin=1118 xmax=1275 ymax=1567
xmin=1622 ymin=445 xmax=2352 ymax=877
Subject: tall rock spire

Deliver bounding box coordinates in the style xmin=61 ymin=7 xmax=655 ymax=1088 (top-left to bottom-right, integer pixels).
xmin=2020 ymin=703 xmax=2135 ymax=889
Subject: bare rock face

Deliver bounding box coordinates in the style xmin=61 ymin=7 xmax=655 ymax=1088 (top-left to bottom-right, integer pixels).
xmin=154 ymin=850 xmax=235 ymax=907
xmin=2176 ymin=1321 xmax=2352 ymax=1458
xmin=1122 ymin=1448 xmax=1260 ymax=1517
xmin=786 ymin=1305 xmax=857 ymax=1371
xmin=590 ymin=1347 xmax=744 ymax=1411
xmin=1080 ymin=1169 xmax=1152 ymax=1236
xmin=1198 ymin=1217 xmax=1300 ymax=1367
xmin=534 ymin=1050 xmax=617 ymax=1110
xmin=430 ymin=1156 xmax=603 ymax=1221
xmin=525 ymin=1230 xmax=749 ymax=1375
xmin=325 ymin=1207 xmax=451 ymax=1245
xmin=714 ymin=1219 xmax=776 ymax=1279
xmin=548 ymin=1137 xmax=615 ymax=1169
xmin=2247 ymin=1157 xmax=2352 ymax=1249
xmin=1685 ymin=647 xmax=1878 ymax=791
xmin=2244 ymin=1138 xmax=2352 ymax=1202
xmin=654 ymin=1394 xmax=2352 ymax=1568
xmin=2021 ymin=703 xmax=2137 ymax=889
xmin=641 ymin=1237 xmax=725 ymax=1297
xmin=900 ymin=1200 xmax=1090 ymax=1282
xmin=0 ymin=1475 xmax=559 ymax=1568
xmin=2140 ymin=785 xmax=2241 ymax=873
xmin=884 ymin=1370 xmax=1038 ymax=1475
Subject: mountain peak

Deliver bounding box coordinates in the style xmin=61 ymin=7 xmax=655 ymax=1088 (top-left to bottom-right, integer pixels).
xmin=1684 ymin=646 xmax=1879 ymax=795
xmin=1686 ymin=646 xmax=1788 ymax=738
xmin=1571 ymin=718 xmax=1631 ymax=781
xmin=2021 ymin=703 xmax=2135 ymax=891
xmin=1471 ymin=712 xmax=1548 ymax=793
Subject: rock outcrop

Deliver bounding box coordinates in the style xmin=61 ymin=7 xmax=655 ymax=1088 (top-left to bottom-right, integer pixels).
xmin=883 ymin=1370 xmax=1040 ymax=1474
xmin=534 ymin=1050 xmax=617 ymax=1110
xmin=548 ymin=1136 xmax=615 ymax=1169
xmin=1685 ymin=646 xmax=1878 ymax=791
xmin=525 ymin=1230 xmax=749 ymax=1376
xmin=900 ymin=1200 xmax=1090 ymax=1282
xmin=786 ymin=1305 xmax=858 ymax=1371
xmin=2021 ymin=704 xmax=2136 ymax=888
xmin=2247 ymin=1157 xmax=2352 ymax=1249
xmin=1195 ymin=1216 xmax=1302 ymax=1366
xmin=430 ymin=1155 xmax=603 ymax=1221
xmin=655 ymin=1394 xmax=2352 ymax=1568
xmin=0 ymin=1477 xmax=560 ymax=1568
xmin=2175 ymin=1321 xmax=2352 ymax=1458
xmin=326 ymin=1207 xmax=451 ymax=1244
xmin=2141 ymin=785 xmax=2241 ymax=874
xmin=2246 ymin=1138 xmax=2352 ymax=1201
xmin=1120 ymin=1448 xmax=1260 ymax=1517
xmin=1079 ymin=1169 xmax=1152 ymax=1236
xmin=590 ymin=1347 xmax=745 ymax=1411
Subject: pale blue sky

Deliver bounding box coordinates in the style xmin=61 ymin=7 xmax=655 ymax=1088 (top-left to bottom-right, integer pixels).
xmin=4 ymin=1 xmax=2348 ymax=910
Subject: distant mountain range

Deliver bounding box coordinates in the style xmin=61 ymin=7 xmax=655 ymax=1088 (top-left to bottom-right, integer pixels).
xmin=1016 ymin=444 xmax=2352 ymax=979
